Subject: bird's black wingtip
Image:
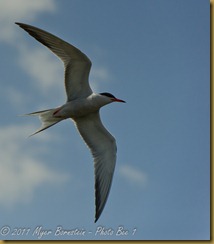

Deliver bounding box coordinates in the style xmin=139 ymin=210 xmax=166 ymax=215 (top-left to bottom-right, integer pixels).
xmin=15 ymin=22 xmax=30 ymax=30
xmin=94 ymin=214 xmax=99 ymax=223
xmin=15 ymin=22 xmax=25 ymax=29
xmin=15 ymin=22 xmax=26 ymax=28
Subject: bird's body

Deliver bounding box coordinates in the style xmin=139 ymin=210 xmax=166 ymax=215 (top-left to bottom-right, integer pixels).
xmin=16 ymin=23 xmax=125 ymax=222
xmin=55 ymin=93 xmax=113 ymax=119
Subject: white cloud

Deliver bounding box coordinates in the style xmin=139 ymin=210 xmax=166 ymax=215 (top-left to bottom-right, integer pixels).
xmin=4 ymin=86 xmax=27 ymax=110
xmin=0 ymin=0 xmax=56 ymax=43
xmin=17 ymin=45 xmax=64 ymax=94
xmin=0 ymin=124 xmax=69 ymax=207
xmin=0 ymin=0 xmax=71 ymax=209
xmin=0 ymin=0 xmax=64 ymax=108
xmin=91 ymin=66 xmax=110 ymax=83
xmin=90 ymin=66 xmax=112 ymax=92
xmin=119 ymin=165 xmax=148 ymax=188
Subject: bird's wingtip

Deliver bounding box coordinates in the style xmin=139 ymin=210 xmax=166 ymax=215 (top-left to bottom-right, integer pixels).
xmin=94 ymin=216 xmax=98 ymax=223
xmin=94 ymin=208 xmax=102 ymax=223
xmin=15 ymin=22 xmax=27 ymax=29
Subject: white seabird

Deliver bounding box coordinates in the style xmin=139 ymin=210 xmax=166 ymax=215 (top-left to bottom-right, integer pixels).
xmin=16 ymin=23 xmax=125 ymax=222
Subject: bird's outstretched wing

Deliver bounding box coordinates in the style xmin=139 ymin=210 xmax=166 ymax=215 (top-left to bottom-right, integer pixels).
xmin=74 ymin=112 xmax=117 ymax=222
xmin=16 ymin=23 xmax=92 ymax=101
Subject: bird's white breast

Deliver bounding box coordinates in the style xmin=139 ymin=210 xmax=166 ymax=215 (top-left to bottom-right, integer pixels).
xmin=55 ymin=94 xmax=107 ymax=119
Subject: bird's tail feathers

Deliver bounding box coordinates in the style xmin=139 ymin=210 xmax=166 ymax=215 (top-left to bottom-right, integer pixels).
xmin=24 ymin=108 xmax=63 ymax=136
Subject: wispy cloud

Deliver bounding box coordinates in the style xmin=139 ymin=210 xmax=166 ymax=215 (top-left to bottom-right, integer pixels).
xmin=3 ymin=86 xmax=27 ymax=110
xmin=0 ymin=0 xmax=61 ymax=109
xmin=17 ymin=45 xmax=64 ymax=95
xmin=119 ymin=165 xmax=148 ymax=188
xmin=90 ymin=66 xmax=112 ymax=92
xmin=0 ymin=124 xmax=69 ymax=207
xmin=0 ymin=0 xmax=70 ymax=208
xmin=0 ymin=0 xmax=56 ymax=43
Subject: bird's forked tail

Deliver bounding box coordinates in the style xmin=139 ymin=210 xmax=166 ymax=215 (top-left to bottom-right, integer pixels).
xmin=24 ymin=108 xmax=63 ymax=136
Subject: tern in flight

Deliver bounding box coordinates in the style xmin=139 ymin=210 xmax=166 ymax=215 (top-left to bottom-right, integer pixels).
xmin=16 ymin=23 xmax=125 ymax=222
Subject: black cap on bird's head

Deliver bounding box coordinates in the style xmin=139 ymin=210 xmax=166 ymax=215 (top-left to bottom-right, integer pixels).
xmin=100 ymin=92 xmax=126 ymax=103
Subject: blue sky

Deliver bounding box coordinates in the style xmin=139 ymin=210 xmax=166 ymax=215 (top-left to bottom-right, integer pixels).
xmin=0 ymin=0 xmax=210 ymax=241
